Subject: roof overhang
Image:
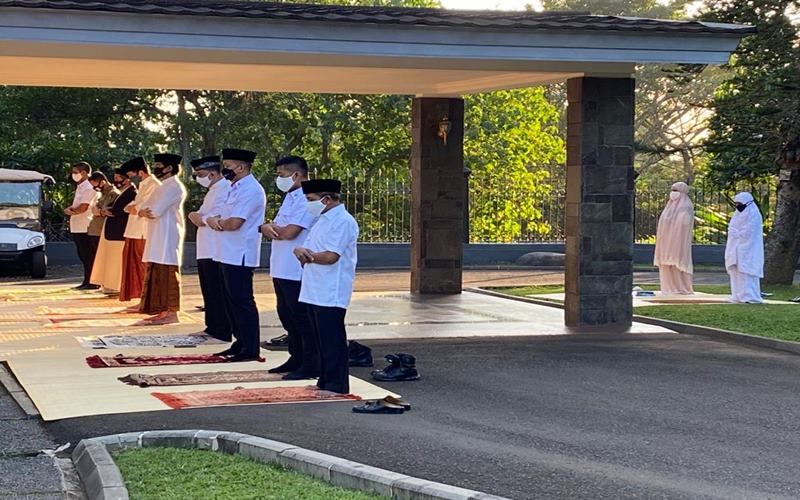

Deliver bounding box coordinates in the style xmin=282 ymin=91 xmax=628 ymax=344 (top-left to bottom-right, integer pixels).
xmin=0 ymin=2 xmax=753 ymax=95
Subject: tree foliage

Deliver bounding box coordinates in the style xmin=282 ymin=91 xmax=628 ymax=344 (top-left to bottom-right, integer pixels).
xmin=700 ymin=0 xmax=800 ymax=185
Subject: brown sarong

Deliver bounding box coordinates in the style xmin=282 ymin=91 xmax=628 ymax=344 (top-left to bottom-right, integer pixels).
xmin=139 ymin=263 xmax=181 ymax=314
xmin=119 ymin=238 xmax=146 ymax=302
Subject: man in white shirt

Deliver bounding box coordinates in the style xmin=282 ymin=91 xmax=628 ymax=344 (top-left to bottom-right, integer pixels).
xmin=188 ymin=155 xmax=232 ymax=341
xmin=135 ymin=153 xmax=187 ymax=325
xmin=260 ymin=156 xmax=319 ymax=380
xmin=119 ymin=157 xmax=160 ymax=304
xmin=294 ymin=179 xmax=359 ymax=394
xmin=64 ymin=161 xmax=99 ymax=290
xmin=206 ymin=148 xmax=266 ymax=362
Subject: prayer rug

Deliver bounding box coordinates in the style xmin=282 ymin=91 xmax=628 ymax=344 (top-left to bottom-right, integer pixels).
xmin=77 ymin=334 xmax=225 ymax=349
xmin=152 ymin=386 xmax=360 ymax=409
xmin=37 ymin=306 xmax=131 ymax=316
xmin=86 ymin=354 xmax=265 ymax=368
xmin=48 ymin=311 xmax=201 ymax=328
xmin=118 ymin=370 xmax=284 ymax=387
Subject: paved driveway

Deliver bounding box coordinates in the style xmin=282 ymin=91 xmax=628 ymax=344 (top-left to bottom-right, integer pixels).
xmin=45 ymin=333 xmax=800 ymax=500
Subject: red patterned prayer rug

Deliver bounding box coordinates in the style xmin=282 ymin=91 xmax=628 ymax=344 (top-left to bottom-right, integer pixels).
xmin=85 ymin=354 xmax=265 ymax=368
xmin=152 ymin=386 xmax=361 ymax=409
xmin=118 ymin=370 xmax=284 ymax=387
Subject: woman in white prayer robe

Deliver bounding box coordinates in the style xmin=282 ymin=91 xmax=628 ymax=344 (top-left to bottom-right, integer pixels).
xmin=654 ymin=182 xmax=694 ymax=295
xmin=725 ymin=192 xmax=764 ymax=304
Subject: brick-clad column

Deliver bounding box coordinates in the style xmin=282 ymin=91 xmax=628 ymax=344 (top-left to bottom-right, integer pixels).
xmin=565 ymin=77 xmax=635 ymax=327
xmin=410 ymin=97 xmax=465 ymax=294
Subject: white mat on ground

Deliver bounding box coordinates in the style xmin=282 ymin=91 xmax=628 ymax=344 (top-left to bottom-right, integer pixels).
xmin=8 ymin=345 xmax=396 ymax=421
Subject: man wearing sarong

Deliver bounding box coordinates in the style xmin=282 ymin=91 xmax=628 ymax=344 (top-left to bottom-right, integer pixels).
xmin=91 ymin=169 xmax=136 ymax=296
xmin=260 ymin=156 xmax=319 ymax=379
xmin=120 ymin=157 xmax=160 ymax=304
xmin=136 ymin=153 xmax=187 ymax=325
xmin=87 ymin=172 xmax=120 ymax=295
xmin=187 ymin=155 xmax=232 ymax=341
xmin=206 ymin=148 xmax=266 ymax=362
xmin=294 ymin=179 xmax=359 ymax=394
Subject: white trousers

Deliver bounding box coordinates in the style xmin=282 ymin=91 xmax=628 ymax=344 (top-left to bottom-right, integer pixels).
xmin=658 ymin=265 xmax=694 ymax=295
xmin=728 ymin=266 xmax=763 ymax=303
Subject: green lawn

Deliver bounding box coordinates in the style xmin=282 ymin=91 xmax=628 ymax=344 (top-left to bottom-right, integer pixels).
xmin=114 ymin=448 xmax=385 ymax=500
xmin=487 ymin=283 xmax=800 ymax=342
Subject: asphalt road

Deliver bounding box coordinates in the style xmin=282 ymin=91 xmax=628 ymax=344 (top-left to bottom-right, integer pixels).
xmin=45 ymin=333 xmax=800 ymax=500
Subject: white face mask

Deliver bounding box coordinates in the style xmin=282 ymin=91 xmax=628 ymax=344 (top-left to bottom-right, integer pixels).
xmin=669 ymin=191 xmax=681 ymax=201
xmin=275 ymin=174 xmax=295 ymax=193
xmin=196 ymin=175 xmax=212 ymax=188
xmin=72 ymin=173 xmax=83 ymax=183
xmin=305 ymin=199 xmax=327 ymax=217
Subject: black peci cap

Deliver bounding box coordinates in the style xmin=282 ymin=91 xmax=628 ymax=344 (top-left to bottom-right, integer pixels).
xmin=120 ymin=156 xmax=146 ymax=174
xmin=222 ymin=148 xmax=257 ymax=163
xmin=154 ymin=153 xmax=182 ymax=166
xmin=302 ymin=179 xmax=342 ymax=194
xmin=190 ymin=155 xmax=221 ymax=170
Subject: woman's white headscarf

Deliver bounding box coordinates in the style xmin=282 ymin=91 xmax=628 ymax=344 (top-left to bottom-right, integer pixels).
xmin=724 ymin=192 xmax=764 ymax=277
xmin=653 ymin=182 xmax=694 ymax=274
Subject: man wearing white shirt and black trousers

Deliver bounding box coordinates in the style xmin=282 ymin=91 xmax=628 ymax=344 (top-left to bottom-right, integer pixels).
xmin=65 ymin=161 xmax=99 ymax=290
xmin=294 ymin=179 xmax=359 ymax=394
xmin=188 ymin=155 xmax=232 ymax=341
xmin=260 ymin=156 xmax=319 ymax=380
xmin=206 ymin=148 xmax=266 ymax=363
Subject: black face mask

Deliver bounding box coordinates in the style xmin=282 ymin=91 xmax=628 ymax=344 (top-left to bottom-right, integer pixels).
xmin=735 ymin=203 xmax=747 ymax=212
xmin=221 ymin=167 xmax=236 ymax=181
xmin=113 ymin=181 xmax=125 ymax=189
xmin=153 ymin=166 xmax=166 ymax=179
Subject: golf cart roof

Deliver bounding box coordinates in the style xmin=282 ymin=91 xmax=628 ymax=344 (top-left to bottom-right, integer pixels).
xmin=0 ymin=168 xmax=54 ymax=183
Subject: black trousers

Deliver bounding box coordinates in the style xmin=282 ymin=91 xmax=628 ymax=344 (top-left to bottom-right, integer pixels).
xmin=273 ymin=278 xmax=319 ymax=375
xmin=221 ymin=263 xmax=259 ymax=357
xmin=198 ymin=258 xmax=232 ymax=341
xmin=72 ymin=232 xmax=99 ymax=286
xmin=306 ymin=304 xmax=349 ymax=394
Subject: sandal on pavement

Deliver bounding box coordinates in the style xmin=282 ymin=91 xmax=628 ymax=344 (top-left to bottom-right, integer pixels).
xmin=383 ymin=395 xmax=411 ymax=411
xmin=352 ymin=399 xmax=405 ymax=414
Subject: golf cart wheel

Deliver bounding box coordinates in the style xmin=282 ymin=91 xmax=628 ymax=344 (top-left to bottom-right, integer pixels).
xmin=30 ymin=250 xmax=46 ymax=279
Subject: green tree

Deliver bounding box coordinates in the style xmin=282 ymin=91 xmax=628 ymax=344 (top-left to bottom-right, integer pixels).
xmin=466 ymin=88 xmax=564 ymax=242
xmin=701 ymin=0 xmax=800 ymax=284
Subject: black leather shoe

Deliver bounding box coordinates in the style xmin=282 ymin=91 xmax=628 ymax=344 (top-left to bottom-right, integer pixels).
xmin=281 ymin=371 xmax=319 ymax=381
xmin=266 ymin=334 xmax=289 ymax=347
xmin=214 ymin=347 xmax=239 ymax=357
xmin=348 ymin=341 xmax=373 ymax=367
xmin=268 ymin=361 xmax=301 ymax=374
xmin=352 ymin=400 xmax=405 ymax=414
xmin=227 ymin=353 xmax=262 ymax=363
xmin=371 ymin=353 xmax=420 ymax=382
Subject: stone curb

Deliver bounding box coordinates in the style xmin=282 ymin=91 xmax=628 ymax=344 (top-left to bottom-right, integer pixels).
xmin=0 ymin=363 xmax=39 ymax=417
xmin=74 ymin=430 xmax=510 ymax=500
xmin=469 ymin=286 xmax=800 ymax=356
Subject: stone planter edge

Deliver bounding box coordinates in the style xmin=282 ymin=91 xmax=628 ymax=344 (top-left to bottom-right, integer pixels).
xmin=73 ymin=429 xmax=510 ymax=500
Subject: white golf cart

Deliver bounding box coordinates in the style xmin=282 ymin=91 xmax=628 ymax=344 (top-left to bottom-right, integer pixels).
xmin=0 ymin=168 xmax=55 ymax=278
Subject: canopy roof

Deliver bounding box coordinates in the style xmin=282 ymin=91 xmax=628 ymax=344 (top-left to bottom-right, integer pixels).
xmin=0 ymin=168 xmax=55 ymax=183
xmin=0 ymin=0 xmax=753 ymax=95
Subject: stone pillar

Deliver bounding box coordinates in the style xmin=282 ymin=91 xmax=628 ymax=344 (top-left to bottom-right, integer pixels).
xmin=565 ymin=77 xmax=635 ymax=327
xmin=410 ymin=97 xmax=465 ymax=294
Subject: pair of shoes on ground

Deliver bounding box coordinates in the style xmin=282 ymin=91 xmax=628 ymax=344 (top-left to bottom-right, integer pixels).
xmin=352 ymin=395 xmax=411 ymax=414
xmin=371 ymin=353 xmax=420 ymax=382
xmin=213 ymin=347 xmax=261 ymax=363
xmin=348 ymin=341 xmax=373 ymax=367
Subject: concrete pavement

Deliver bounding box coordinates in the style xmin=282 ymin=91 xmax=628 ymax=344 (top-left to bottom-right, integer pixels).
xmin=45 ymin=333 xmax=800 ymax=500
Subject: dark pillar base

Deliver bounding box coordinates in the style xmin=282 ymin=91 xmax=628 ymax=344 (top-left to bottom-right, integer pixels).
xmin=410 ymin=97 xmax=465 ymax=295
xmin=565 ymin=77 xmax=635 ymax=327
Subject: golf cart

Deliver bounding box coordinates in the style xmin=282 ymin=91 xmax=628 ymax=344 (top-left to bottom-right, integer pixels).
xmin=0 ymin=168 xmax=55 ymax=278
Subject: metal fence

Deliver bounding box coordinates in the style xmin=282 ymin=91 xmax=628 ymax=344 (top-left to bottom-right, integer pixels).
xmin=42 ymin=174 xmax=773 ymax=245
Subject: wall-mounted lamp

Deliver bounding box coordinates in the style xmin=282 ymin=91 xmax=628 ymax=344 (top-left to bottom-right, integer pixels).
xmin=437 ymin=115 xmax=452 ymax=146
